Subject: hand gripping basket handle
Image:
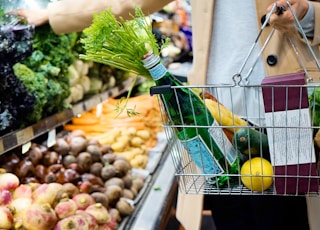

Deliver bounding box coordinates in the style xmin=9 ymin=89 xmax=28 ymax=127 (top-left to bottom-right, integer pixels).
xmin=286 ymin=1 xmax=320 ymax=82
xmin=234 ymin=1 xmax=320 ymax=85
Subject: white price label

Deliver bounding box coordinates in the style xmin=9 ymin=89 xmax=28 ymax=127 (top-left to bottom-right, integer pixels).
xmin=96 ymin=103 xmax=103 ymax=117
xmin=47 ymin=129 xmax=57 ymax=148
xmin=22 ymin=142 xmax=32 ymax=154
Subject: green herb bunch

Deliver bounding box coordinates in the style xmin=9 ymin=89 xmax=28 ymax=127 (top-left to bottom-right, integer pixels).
xmin=80 ymin=7 xmax=169 ymax=80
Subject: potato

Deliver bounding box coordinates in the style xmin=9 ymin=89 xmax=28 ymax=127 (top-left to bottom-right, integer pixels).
xmin=132 ymin=177 xmax=144 ymax=192
xmin=77 ymin=152 xmax=92 ymax=172
xmin=101 ymin=153 xmax=116 ymax=164
xmin=90 ymin=162 xmax=103 ymax=177
xmin=105 ymin=185 xmax=123 ymax=206
xmin=122 ymin=174 xmax=133 ymax=189
xmin=105 ymin=178 xmax=124 ymax=189
xmin=69 ymin=136 xmax=88 ymax=156
xmin=116 ymin=198 xmax=134 ymax=217
xmin=53 ymin=138 xmax=70 ymax=156
xmin=113 ymin=159 xmax=131 ymax=177
xmin=136 ymin=130 xmax=150 ymax=140
xmin=63 ymin=155 xmax=77 ymax=168
xmin=108 ymin=208 xmax=122 ymax=223
xmin=130 ymin=137 xmax=144 ymax=147
xmin=101 ymin=165 xmax=117 ymax=181
xmin=111 ymin=142 xmax=126 ymax=152
xmin=86 ymin=145 xmax=102 ymax=163
xmin=122 ymin=189 xmax=135 ymax=200
xmin=90 ymin=192 xmax=109 ymax=209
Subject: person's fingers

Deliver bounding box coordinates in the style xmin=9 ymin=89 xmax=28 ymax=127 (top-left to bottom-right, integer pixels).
xmin=9 ymin=9 xmax=25 ymax=16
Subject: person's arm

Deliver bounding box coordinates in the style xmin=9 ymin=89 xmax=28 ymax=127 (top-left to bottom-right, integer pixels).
xmin=299 ymin=1 xmax=314 ymax=37
xmin=11 ymin=8 xmax=49 ymax=26
xmin=48 ymin=0 xmax=173 ymax=34
xmin=12 ymin=0 xmax=172 ymax=34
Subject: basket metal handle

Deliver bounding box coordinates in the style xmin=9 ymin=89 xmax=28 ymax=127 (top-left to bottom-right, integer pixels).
xmin=234 ymin=1 xmax=320 ymax=85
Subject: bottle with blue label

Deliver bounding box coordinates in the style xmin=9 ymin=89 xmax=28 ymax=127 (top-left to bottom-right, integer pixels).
xmin=142 ymin=53 xmax=239 ymax=187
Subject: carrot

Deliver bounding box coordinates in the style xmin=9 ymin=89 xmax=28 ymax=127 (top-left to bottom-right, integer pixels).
xmin=71 ymin=116 xmax=99 ymax=125
xmin=63 ymin=124 xmax=108 ymax=133
xmin=100 ymin=116 xmax=144 ymax=124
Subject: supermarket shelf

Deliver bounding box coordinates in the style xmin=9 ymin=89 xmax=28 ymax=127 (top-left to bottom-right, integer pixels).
xmin=0 ymin=78 xmax=137 ymax=156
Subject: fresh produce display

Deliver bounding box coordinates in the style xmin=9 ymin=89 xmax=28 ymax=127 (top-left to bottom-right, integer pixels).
xmin=65 ymin=58 xmax=131 ymax=104
xmin=15 ymin=23 xmax=78 ymax=119
xmin=0 ymin=14 xmax=131 ymax=137
xmin=64 ymin=94 xmax=164 ymax=169
xmin=0 ymin=130 xmax=147 ymax=229
xmin=0 ymin=15 xmax=79 ymax=134
xmin=86 ymin=62 xmax=130 ymax=96
xmin=0 ymin=14 xmax=36 ymax=135
xmin=66 ymin=59 xmax=93 ymax=104
xmin=0 ymin=172 xmax=118 ymax=230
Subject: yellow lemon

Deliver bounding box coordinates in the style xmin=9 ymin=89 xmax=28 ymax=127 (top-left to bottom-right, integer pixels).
xmin=240 ymin=157 xmax=273 ymax=192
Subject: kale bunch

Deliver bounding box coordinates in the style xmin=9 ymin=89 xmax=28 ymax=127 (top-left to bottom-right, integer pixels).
xmin=0 ymin=14 xmax=34 ymax=63
xmin=13 ymin=63 xmax=47 ymax=124
xmin=22 ymin=24 xmax=78 ymax=116
xmin=0 ymin=14 xmax=36 ymax=135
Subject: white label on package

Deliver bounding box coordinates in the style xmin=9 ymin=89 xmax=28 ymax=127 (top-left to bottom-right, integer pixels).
xmin=265 ymin=108 xmax=315 ymax=166
xmin=208 ymin=120 xmax=238 ymax=165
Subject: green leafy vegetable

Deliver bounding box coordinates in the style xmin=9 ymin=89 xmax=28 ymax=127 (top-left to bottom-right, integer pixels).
xmin=80 ymin=7 xmax=169 ymax=79
xmin=80 ymin=7 xmax=169 ymax=116
xmin=21 ymin=24 xmax=78 ymax=117
xmin=13 ymin=63 xmax=48 ymax=124
xmin=309 ymin=87 xmax=320 ymax=126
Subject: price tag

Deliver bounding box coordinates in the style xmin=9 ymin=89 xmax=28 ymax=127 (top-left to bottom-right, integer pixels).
xmin=47 ymin=129 xmax=56 ymax=148
xmin=21 ymin=141 xmax=32 ymax=154
xmin=96 ymin=103 xmax=103 ymax=117
xmin=0 ymin=140 xmax=3 ymax=154
xmin=16 ymin=127 xmax=34 ymax=145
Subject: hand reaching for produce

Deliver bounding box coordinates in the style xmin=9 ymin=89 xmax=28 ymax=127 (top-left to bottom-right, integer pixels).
xmin=267 ymin=0 xmax=310 ymax=33
xmin=10 ymin=8 xmax=49 ymax=26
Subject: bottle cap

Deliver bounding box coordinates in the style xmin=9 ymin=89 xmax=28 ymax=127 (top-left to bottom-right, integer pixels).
xmin=142 ymin=53 xmax=160 ymax=69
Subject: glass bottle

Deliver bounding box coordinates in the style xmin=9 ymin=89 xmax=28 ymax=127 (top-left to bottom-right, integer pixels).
xmin=142 ymin=53 xmax=239 ymax=187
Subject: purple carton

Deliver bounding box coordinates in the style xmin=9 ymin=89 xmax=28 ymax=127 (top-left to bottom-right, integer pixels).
xmin=261 ymin=72 xmax=318 ymax=194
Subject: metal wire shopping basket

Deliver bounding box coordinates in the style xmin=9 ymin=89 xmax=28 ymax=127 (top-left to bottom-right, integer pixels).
xmin=152 ymin=2 xmax=320 ymax=196
xmin=155 ymin=81 xmax=320 ymax=196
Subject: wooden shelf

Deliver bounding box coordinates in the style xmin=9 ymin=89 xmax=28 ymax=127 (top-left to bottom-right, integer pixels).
xmin=0 ymin=78 xmax=136 ymax=155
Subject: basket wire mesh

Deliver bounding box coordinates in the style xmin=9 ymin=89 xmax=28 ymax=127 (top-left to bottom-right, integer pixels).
xmin=157 ymin=83 xmax=320 ymax=196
